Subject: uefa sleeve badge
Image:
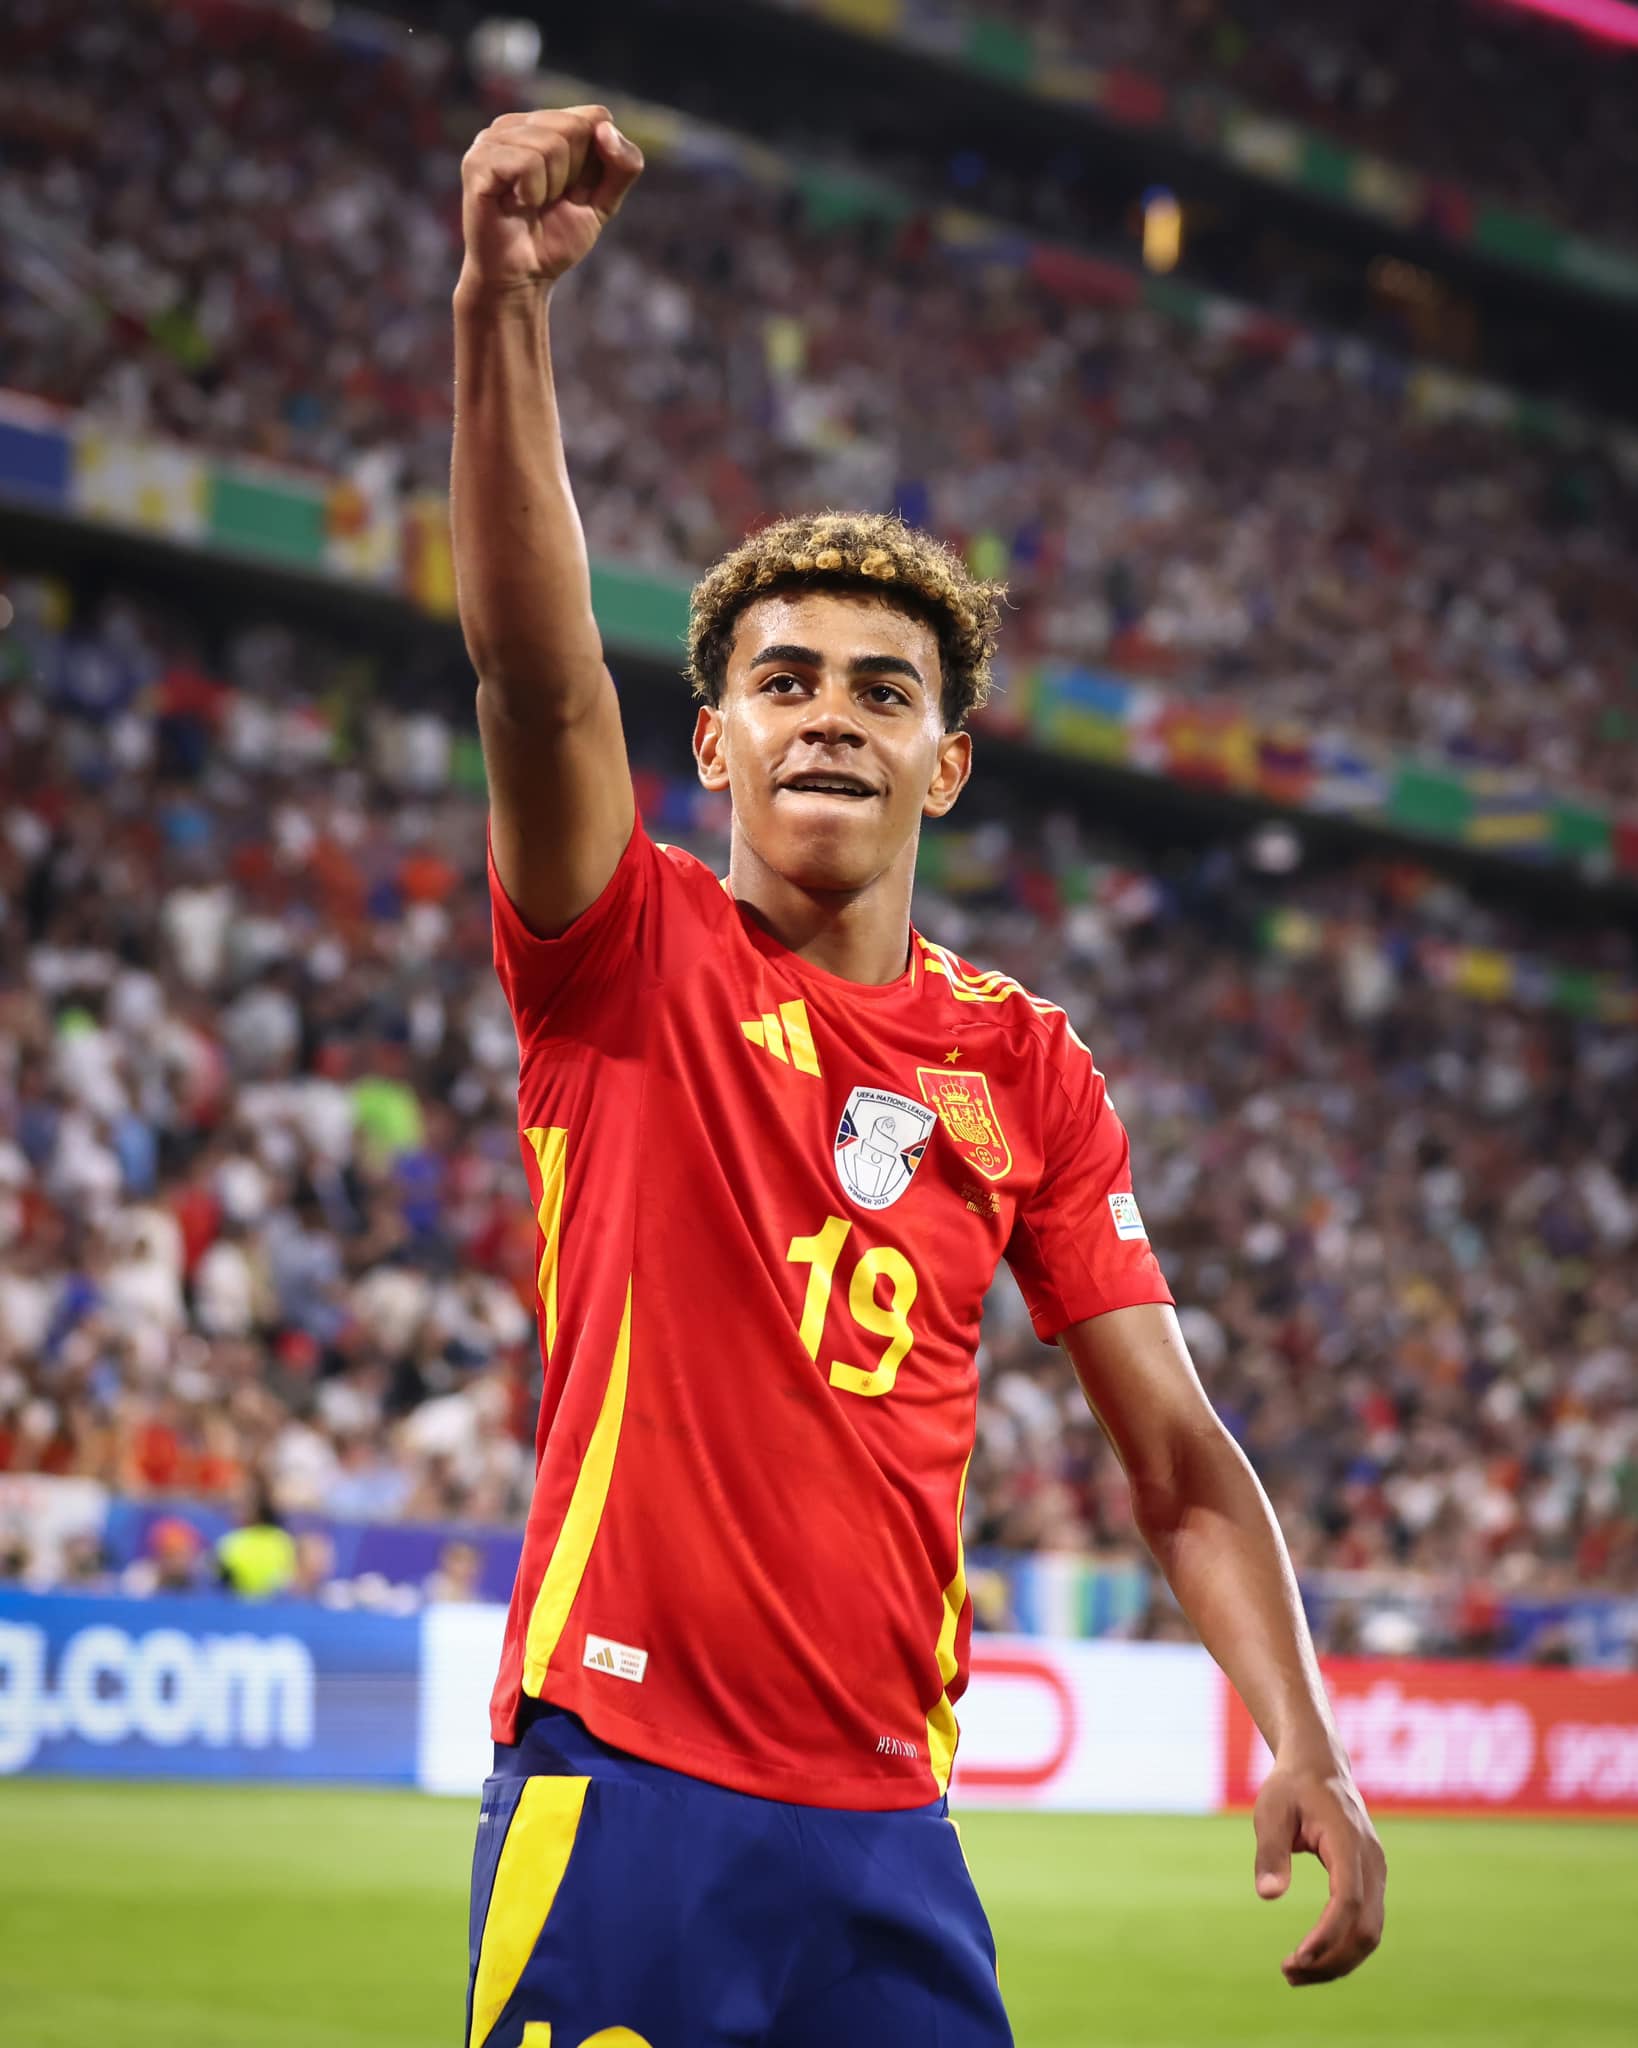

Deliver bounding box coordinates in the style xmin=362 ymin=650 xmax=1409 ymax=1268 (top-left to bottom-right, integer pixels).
xmin=1107 ymin=1191 xmax=1149 ymax=1241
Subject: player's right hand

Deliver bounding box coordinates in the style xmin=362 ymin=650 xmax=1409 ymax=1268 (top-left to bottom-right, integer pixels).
xmin=458 ymin=107 xmax=644 ymax=294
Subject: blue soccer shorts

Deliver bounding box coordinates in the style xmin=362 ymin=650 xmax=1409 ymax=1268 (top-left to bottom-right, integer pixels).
xmin=465 ymin=1702 xmax=1013 ymax=2048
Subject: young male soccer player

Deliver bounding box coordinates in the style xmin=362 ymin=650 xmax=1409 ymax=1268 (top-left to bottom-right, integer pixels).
xmin=454 ymin=106 xmax=1385 ymax=2048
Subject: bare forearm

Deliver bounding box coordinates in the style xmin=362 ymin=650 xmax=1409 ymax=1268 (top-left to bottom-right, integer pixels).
xmin=1133 ymin=1422 xmax=1340 ymax=1764
xmin=1066 ymin=1306 xmax=1383 ymax=1974
xmin=450 ymin=279 xmax=604 ymax=706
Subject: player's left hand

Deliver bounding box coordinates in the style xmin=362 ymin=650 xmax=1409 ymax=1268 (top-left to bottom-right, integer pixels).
xmin=1252 ymin=1754 xmax=1386 ymax=1985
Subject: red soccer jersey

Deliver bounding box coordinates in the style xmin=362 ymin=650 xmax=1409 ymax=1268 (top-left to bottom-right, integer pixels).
xmin=487 ymin=819 xmax=1172 ymax=1809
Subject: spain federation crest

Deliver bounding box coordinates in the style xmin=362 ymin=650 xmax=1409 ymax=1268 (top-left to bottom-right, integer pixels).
xmin=834 ymin=1086 xmax=938 ymax=1211
xmin=915 ymin=1066 xmax=1013 ymax=1182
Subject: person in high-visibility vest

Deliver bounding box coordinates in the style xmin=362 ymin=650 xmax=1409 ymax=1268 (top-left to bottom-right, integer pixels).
xmin=215 ymin=1480 xmax=297 ymax=1600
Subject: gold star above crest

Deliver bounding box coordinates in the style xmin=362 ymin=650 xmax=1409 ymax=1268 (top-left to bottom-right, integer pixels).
xmin=944 ymin=1047 xmax=962 ymax=1063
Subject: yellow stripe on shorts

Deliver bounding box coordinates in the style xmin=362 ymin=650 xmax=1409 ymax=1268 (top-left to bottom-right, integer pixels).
xmin=469 ymin=1776 xmax=590 ymax=2048
xmin=522 ymin=2032 xmax=654 ymax=2046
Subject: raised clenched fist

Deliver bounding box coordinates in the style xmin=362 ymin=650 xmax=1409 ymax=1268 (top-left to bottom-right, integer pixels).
xmin=458 ymin=106 xmax=644 ymax=295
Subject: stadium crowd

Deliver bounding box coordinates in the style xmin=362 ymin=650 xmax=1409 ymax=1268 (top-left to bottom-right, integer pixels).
xmin=2 ymin=573 xmax=1636 ymax=1640
xmin=966 ymin=0 xmax=1638 ymax=252
xmin=3 ymin=0 xmax=1638 ymax=805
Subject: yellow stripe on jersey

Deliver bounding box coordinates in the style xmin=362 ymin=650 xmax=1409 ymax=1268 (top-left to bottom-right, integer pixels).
xmin=778 ymin=998 xmax=821 ymax=1076
xmin=524 ymin=1126 xmax=568 ymax=1360
xmin=921 ymin=941 xmax=1039 ymax=1003
xmin=522 ymin=1280 xmax=633 ymax=1696
xmin=469 ymin=1775 xmax=590 ymax=2048
xmin=920 ymin=948 xmax=1016 ymax=1003
xmin=917 ymin=940 xmax=1094 ymax=1058
xmin=926 ymin=1455 xmax=971 ymax=1797
xmin=940 ymin=957 xmax=1011 ymax=992
xmin=741 ymin=999 xmax=821 ymax=1076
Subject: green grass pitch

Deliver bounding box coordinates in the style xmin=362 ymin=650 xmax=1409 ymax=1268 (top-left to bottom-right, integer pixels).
xmin=0 ymin=1783 xmax=1633 ymax=2046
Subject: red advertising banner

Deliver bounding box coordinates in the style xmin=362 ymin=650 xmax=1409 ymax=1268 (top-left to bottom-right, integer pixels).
xmin=1223 ymin=1658 xmax=1638 ymax=1818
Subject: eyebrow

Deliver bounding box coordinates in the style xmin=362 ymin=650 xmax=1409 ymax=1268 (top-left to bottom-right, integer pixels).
xmin=747 ymin=644 xmax=926 ymax=688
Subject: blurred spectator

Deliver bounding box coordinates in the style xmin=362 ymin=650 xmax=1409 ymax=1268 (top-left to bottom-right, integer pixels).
xmin=120 ymin=1514 xmax=208 ymax=1597
xmin=215 ymin=1478 xmax=297 ymax=1599
xmin=291 ymin=1527 xmax=337 ymax=1601
xmin=425 ymin=1540 xmax=483 ymax=1604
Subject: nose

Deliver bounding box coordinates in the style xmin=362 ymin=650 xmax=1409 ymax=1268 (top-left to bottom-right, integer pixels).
xmin=800 ymin=679 xmax=866 ymax=748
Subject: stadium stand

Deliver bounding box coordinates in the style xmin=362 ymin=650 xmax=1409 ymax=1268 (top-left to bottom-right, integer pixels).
xmin=791 ymin=0 xmax=1638 ymax=253
xmin=3 ymin=0 xmax=1638 ymax=805
xmin=3 ymin=573 xmax=1634 ymax=1637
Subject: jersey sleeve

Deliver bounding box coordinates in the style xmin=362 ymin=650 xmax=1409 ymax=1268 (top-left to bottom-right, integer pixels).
xmin=1005 ymin=1029 xmax=1173 ymax=1342
xmin=487 ymin=815 xmax=713 ymax=1055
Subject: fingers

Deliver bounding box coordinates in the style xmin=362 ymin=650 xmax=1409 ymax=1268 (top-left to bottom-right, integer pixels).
xmin=1251 ymin=1780 xmax=1296 ymax=1901
xmin=489 ymin=104 xmax=611 ymax=141
xmin=587 ymin=119 xmax=645 ymax=224
xmin=465 ymin=139 xmax=558 ymax=212
xmin=1283 ymin=1882 xmax=1358 ymax=1983
xmin=1253 ymin=1768 xmax=1386 ymax=1985
xmin=463 ymin=107 xmax=614 ymax=212
xmin=1282 ymin=1832 xmax=1386 ymax=1987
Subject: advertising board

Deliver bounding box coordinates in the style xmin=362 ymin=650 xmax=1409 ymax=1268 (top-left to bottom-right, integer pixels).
xmin=952 ymin=1636 xmax=1222 ymax=1812
xmin=413 ymin=1617 xmax=1225 ymax=1810
xmin=1222 ymin=1657 xmax=1638 ymax=1818
xmin=0 ymin=1593 xmax=420 ymax=1782
xmin=7 ymin=1591 xmax=1635 ymax=1820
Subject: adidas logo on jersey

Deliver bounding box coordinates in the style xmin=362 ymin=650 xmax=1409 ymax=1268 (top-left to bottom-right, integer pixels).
xmin=583 ymin=1633 xmax=649 ymax=1684
xmin=741 ymin=997 xmax=821 ymax=1076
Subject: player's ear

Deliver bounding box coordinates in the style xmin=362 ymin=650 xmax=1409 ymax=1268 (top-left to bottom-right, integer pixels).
xmin=922 ymin=729 xmax=972 ymax=819
xmin=694 ymin=703 xmax=729 ymax=791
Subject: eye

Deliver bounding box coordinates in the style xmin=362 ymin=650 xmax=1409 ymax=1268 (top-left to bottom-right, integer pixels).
xmin=761 ymin=672 xmax=805 ymax=694
xmin=864 ymin=683 xmax=909 ymax=706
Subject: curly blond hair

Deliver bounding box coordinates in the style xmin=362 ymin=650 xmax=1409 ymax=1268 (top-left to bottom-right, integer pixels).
xmin=686 ymin=510 xmax=1005 ymax=731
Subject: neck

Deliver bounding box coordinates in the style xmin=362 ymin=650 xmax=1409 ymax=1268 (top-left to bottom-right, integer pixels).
xmin=728 ymin=826 xmax=916 ymax=986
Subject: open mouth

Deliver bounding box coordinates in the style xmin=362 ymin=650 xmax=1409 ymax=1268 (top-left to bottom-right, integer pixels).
xmin=778 ymin=773 xmax=879 ymax=800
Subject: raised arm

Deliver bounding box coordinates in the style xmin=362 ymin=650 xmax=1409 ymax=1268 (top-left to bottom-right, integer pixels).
xmin=453 ymin=107 xmax=644 ymax=936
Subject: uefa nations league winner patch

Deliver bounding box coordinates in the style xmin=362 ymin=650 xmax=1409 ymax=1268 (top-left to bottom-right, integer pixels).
xmin=834 ymin=1086 xmax=938 ymax=1211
